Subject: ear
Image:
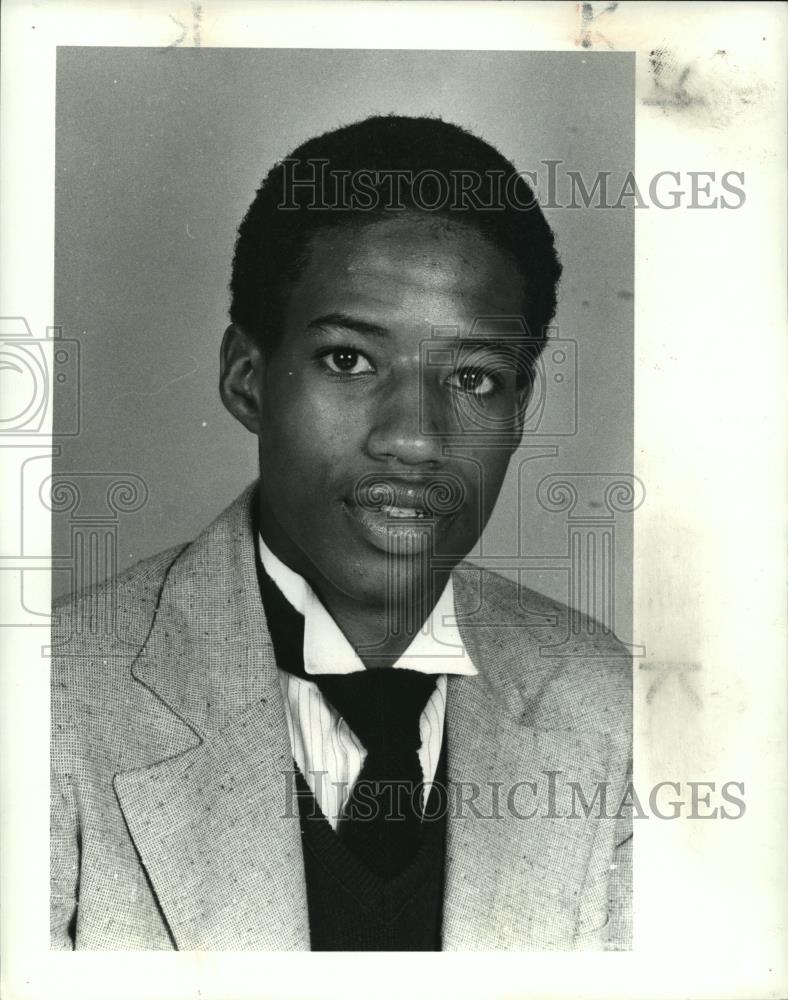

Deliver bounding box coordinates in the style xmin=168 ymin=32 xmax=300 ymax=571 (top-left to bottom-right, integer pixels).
xmin=219 ymin=324 xmax=264 ymax=434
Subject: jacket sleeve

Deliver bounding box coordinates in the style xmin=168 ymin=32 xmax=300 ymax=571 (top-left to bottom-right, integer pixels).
xmin=50 ymin=768 xmax=79 ymax=949
xmin=606 ymin=814 xmax=633 ymax=950
xmin=604 ymin=748 xmax=633 ymax=950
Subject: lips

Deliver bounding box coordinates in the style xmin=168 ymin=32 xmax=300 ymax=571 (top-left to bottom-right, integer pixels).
xmin=351 ymin=474 xmax=465 ymax=516
xmin=344 ymin=475 xmax=465 ymax=553
xmin=354 ymin=481 xmax=431 ymax=517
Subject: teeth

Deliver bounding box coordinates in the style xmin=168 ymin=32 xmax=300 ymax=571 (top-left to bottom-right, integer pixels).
xmin=381 ymin=505 xmax=430 ymax=519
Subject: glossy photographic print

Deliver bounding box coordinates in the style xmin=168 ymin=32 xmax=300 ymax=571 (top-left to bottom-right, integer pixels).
xmin=49 ymin=45 xmax=635 ymax=952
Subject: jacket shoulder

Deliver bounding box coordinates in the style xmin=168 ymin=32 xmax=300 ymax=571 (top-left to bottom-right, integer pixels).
xmin=52 ymin=542 xmax=187 ymax=661
xmin=473 ymin=564 xmax=629 ymax=656
xmin=51 ymin=542 xmax=200 ymax=781
xmin=456 ymin=563 xmax=632 ymax=738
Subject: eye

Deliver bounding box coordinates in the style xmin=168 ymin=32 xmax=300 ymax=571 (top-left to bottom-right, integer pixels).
xmin=320 ymin=347 xmax=375 ymax=375
xmin=447 ymin=366 xmax=499 ymax=396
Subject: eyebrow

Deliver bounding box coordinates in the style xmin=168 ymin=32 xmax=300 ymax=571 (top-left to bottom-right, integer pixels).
xmin=305 ymin=313 xmax=390 ymax=338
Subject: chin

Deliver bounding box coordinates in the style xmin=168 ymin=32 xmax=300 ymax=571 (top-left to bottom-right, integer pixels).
xmin=324 ymin=553 xmax=438 ymax=604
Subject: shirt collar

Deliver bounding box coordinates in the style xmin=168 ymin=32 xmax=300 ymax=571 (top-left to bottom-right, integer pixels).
xmin=257 ymin=533 xmax=478 ymax=677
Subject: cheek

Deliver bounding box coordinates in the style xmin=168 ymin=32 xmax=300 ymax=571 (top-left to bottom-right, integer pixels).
xmin=461 ymin=446 xmax=515 ymax=507
xmin=258 ymin=380 xmax=367 ymax=479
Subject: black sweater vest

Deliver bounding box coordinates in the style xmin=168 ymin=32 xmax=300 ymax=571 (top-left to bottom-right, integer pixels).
xmin=295 ymin=746 xmax=448 ymax=951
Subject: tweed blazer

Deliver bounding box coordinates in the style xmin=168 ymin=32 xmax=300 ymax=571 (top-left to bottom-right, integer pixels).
xmin=51 ymin=484 xmax=633 ymax=951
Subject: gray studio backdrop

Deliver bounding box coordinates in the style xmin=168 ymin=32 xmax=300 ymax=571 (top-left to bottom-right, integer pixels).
xmin=53 ymin=47 xmax=635 ymax=642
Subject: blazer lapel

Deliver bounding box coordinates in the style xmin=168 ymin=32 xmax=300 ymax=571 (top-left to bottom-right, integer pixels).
xmin=113 ymin=485 xmax=310 ymax=950
xmin=114 ymin=695 xmax=310 ymax=950
xmin=442 ymin=568 xmax=614 ymax=950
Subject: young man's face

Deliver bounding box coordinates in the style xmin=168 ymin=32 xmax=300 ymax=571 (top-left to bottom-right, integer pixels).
xmin=225 ymin=213 xmax=532 ymax=607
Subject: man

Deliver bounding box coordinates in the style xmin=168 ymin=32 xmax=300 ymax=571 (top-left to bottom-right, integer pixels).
xmin=51 ymin=115 xmax=632 ymax=951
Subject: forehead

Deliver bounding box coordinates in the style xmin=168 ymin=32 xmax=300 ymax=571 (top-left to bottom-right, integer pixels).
xmin=283 ymin=215 xmax=526 ymax=336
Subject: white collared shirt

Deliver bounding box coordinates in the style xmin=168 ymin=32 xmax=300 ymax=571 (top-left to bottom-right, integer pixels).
xmin=258 ymin=535 xmax=477 ymax=828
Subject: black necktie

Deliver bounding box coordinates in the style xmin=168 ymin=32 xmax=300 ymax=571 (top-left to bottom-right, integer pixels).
xmin=318 ymin=668 xmax=436 ymax=878
xmin=257 ymin=561 xmax=436 ymax=878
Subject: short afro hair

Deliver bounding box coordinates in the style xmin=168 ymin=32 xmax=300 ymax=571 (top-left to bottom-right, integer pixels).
xmin=230 ymin=115 xmax=562 ymax=359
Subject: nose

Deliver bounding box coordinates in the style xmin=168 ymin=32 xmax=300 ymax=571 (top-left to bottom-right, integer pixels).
xmin=366 ymin=370 xmax=444 ymax=466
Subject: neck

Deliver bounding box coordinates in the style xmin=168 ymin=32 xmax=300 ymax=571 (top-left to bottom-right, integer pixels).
xmin=257 ymin=504 xmax=451 ymax=670
xmin=311 ymin=571 xmax=451 ymax=670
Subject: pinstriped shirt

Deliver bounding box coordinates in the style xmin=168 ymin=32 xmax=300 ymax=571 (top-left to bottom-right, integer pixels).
xmin=258 ymin=535 xmax=478 ymax=829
